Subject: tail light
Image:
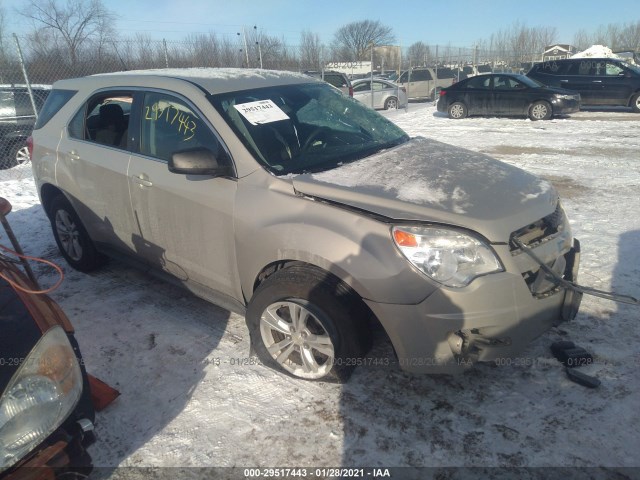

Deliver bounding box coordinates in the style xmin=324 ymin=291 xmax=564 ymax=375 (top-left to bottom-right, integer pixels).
xmin=349 ymin=86 xmax=354 ymax=97
xmin=27 ymin=136 xmax=33 ymax=159
xmin=439 ymin=90 xmax=447 ymax=97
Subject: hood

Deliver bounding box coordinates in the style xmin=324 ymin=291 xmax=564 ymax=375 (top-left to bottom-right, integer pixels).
xmin=291 ymin=137 xmax=558 ymax=242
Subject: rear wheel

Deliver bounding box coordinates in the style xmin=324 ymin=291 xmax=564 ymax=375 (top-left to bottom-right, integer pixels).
xmin=246 ymin=265 xmax=371 ymax=382
xmin=528 ymin=100 xmax=552 ymax=120
xmin=49 ymin=195 xmax=104 ymax=272
xmin=384 ymin=96 xmax=398 ymax=110
xmin=631 ymin=93 xmax=640 ymax=113
xmin=448 ymin=102 xmax=468 ymax=119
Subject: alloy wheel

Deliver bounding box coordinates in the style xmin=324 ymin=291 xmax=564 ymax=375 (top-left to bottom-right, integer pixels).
xmin=259 ymin=300 xmax=335 ymax=379
xmin=531 ymin=103 xmax=548 ymax=120
xmin=15 ymin=146 xmax=30 ymax=166
xmin=55 ymin=210 xmax=83 ymax=261
xmin=450 ymin=104 xmax=465 ymax=118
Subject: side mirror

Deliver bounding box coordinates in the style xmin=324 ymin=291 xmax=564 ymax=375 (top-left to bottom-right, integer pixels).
xmin=168 ymin=147 xmax=233 ymax=177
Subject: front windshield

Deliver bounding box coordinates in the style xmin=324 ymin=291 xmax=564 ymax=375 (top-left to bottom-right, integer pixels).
xmin=209 ymin=83 xmax=409 ymax=175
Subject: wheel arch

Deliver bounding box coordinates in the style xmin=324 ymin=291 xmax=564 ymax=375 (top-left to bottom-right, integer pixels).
xmin=250 ymin=259 xmax=388 ymax=353
xmin=40 ymin=183 xmax=67 ymax=217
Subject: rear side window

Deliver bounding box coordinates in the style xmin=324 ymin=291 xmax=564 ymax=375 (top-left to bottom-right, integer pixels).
xmin=34 ymin=89 xmax=76 ymax=130
xmin=68 ymin=92 xmax=133 ymax=150
xmin=411 ymin=69 xmax=432 ymax=81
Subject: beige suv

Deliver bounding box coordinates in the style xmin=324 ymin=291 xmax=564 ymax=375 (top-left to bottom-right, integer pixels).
xmin=30 ymin=68 xmax=581 ymax=381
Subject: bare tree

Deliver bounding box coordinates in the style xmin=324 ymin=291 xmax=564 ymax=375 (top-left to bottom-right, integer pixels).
xmin=407 ymin=41 xmax=430 ymax=67
xmin=299 ymin=30 xmax=322 ymax=70
xmin=331 ymin=20 xmax=395 ymax=61
xmin=18 ymin=0 xmax=115 ymax=66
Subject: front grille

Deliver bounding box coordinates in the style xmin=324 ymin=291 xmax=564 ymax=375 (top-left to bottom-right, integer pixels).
xmin=510 ymin=202 xmax=573 ymax=297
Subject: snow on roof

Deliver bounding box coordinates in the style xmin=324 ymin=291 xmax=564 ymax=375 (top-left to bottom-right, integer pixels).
xmin=93 ymin=68 xmax=317 ymax=94
xmin=571 ymin=45 xmax=622 ymax=59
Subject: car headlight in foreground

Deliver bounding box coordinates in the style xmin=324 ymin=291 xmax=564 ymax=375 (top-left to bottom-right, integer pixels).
xmin=392 ymin=226 xmax=503 ymax=287
xmin=0 ymin=325 xmax=83 ymax=472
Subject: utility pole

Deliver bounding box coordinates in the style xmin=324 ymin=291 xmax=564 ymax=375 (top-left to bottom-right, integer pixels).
xmin=254 ymin=25 xmax=263 ymax=69
xmin=238 ymin=29 xmax=250 ymax=67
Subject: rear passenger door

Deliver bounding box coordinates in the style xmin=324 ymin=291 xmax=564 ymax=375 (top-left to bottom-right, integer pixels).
xmin=57 ymin=91 xmax=137 ymax=252
xmin=127 ymin=90 xmax=239 ymax=299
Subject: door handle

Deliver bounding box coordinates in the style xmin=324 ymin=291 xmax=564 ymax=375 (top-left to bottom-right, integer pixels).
xmin=560 ymin=79 xmax=569 ymax=83
xmin=68 ymin=151 xmax=80 ymax=160
xmin=592 ymin=80 xmax=602 ymax=83
xmin=132 ymin=175 xmax=153 ymax=187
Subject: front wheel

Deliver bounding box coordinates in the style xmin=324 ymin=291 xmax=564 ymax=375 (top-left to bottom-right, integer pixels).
xmin=528 ymin=101 xmax=552 ymax=120
xmin=448 ymin=102 xmax=468 ymax=119
xmin=48 ymin=195 xmax=104 ymax=272
xmin=246 ymin=265 xmax=371 ymax=382
xmin=631 ymin=93 xmax=640 ymax=113
xmin=384 ymin=96 xmax=398 ymax=110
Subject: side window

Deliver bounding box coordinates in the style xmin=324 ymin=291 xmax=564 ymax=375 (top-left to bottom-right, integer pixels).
xmin=14 ymin=92 xmax=36 ymax=117
xmin=398 ymin=72 xmax=408 ymax=83
xmin=0 ymin=91 xmax=15 ymax=119
xmin=411 ymin=70 xmax=432 ymax=81
xmin=604 ymin=62 xmax=624 ymax=76
xmin=34 ymin=89 xmax=76 ymax=130
xmin=466 ymin=75 xmax=491 ymax=89
xmin=353 ymin=81 xmax=371 ymax=92
xmin=372 ymin=81 xmax=387 ymax=91
xmin=68 ymin=92 xmax=133 ymax=149
xmin=141 ymin=92 xmax=220 ymax=163
xmin=578 ymin=60 xmax=605 ymax=76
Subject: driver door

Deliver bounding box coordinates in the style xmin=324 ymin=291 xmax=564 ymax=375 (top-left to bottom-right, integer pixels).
xmin=127 ymin=90 xmax=240 ymax=299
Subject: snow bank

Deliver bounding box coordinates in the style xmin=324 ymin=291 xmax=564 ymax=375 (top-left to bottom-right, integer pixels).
xmin=571 ymin=45 xmax=621 ymax=59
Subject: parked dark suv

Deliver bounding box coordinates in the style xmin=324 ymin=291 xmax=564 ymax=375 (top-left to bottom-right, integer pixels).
xmin=0 ymin=85 xmax=50 ymax=169
xmin=527 ymin=58 xmax=640 ymax=111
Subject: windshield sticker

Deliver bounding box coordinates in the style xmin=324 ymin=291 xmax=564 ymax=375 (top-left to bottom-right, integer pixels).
xmin=234 ymin=99 xmax=289 ymax=125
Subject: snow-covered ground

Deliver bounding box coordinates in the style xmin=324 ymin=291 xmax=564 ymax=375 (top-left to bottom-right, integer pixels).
xmin=1 ymin=104 xmax=639 ymax=476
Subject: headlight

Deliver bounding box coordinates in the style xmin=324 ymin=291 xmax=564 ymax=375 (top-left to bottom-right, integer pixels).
xmin=392 ymin=226 xmax=503 ymax=287
xmin=0 ymin=326 xmax=82 ymax=472
xmin=555 ymin=94 xmax=577 ymax=100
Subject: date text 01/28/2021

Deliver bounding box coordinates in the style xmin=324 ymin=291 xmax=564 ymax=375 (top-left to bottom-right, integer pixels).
xmin=243 ymin=468 xmax=391 ymax=477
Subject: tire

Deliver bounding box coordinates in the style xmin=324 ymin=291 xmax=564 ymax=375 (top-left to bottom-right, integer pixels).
xmin=48 ymin=195 xmax=104 ymax=272
xmin=448 ymin=102 xmax=468 ymax=119
xmin=246 ymin=265 xmax=371 ymax=382
xmin=631 ymin=93 xmax=640 ymax=113
xmin=384 ymin=96 xmax=398 ymax=110
xmin=528 ymin=100 xmax=552 ymax=120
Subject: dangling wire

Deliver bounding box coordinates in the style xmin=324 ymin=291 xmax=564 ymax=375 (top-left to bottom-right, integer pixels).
xmin=0 ymin=244 xmax=64 ymax=295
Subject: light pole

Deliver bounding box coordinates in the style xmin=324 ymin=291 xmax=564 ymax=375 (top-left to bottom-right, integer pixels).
xmin=237 ymin=29 xmax=250 ymax=67
xmin=254 ymin=25 xmax=263 ymax=69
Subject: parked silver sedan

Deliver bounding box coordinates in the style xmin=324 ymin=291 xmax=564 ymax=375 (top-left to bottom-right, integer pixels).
xmin=352 ymin=78 xmax=407 ymax=110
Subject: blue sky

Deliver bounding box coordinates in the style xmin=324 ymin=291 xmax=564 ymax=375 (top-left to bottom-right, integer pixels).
xmin=2 ymin=0 xmax=638 ymax=48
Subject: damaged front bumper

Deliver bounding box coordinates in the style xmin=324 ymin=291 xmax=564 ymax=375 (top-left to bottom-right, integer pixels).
xmin=365 ymin=239 xmax=581 ymax=374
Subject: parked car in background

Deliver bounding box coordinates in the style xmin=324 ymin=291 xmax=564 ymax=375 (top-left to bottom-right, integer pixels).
xmin=0 ymin=256 xmax=95 ymax=477
xmin=30 ymin=68 xmax=580 ymax=382
xmin=397 ymin=67 xmax=457 ymax=100
xmin=303 ymin=70 xmax=353 ymax=97
xmin=351 ymin=78 xmax=407 ymax=110
xmin=437 ymin=73 xmax=581 ymax=120
xmin=527 ymin=58 xmax=640 ymax=111
xmin=0 ymin=85 xmax=50 ymax=169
